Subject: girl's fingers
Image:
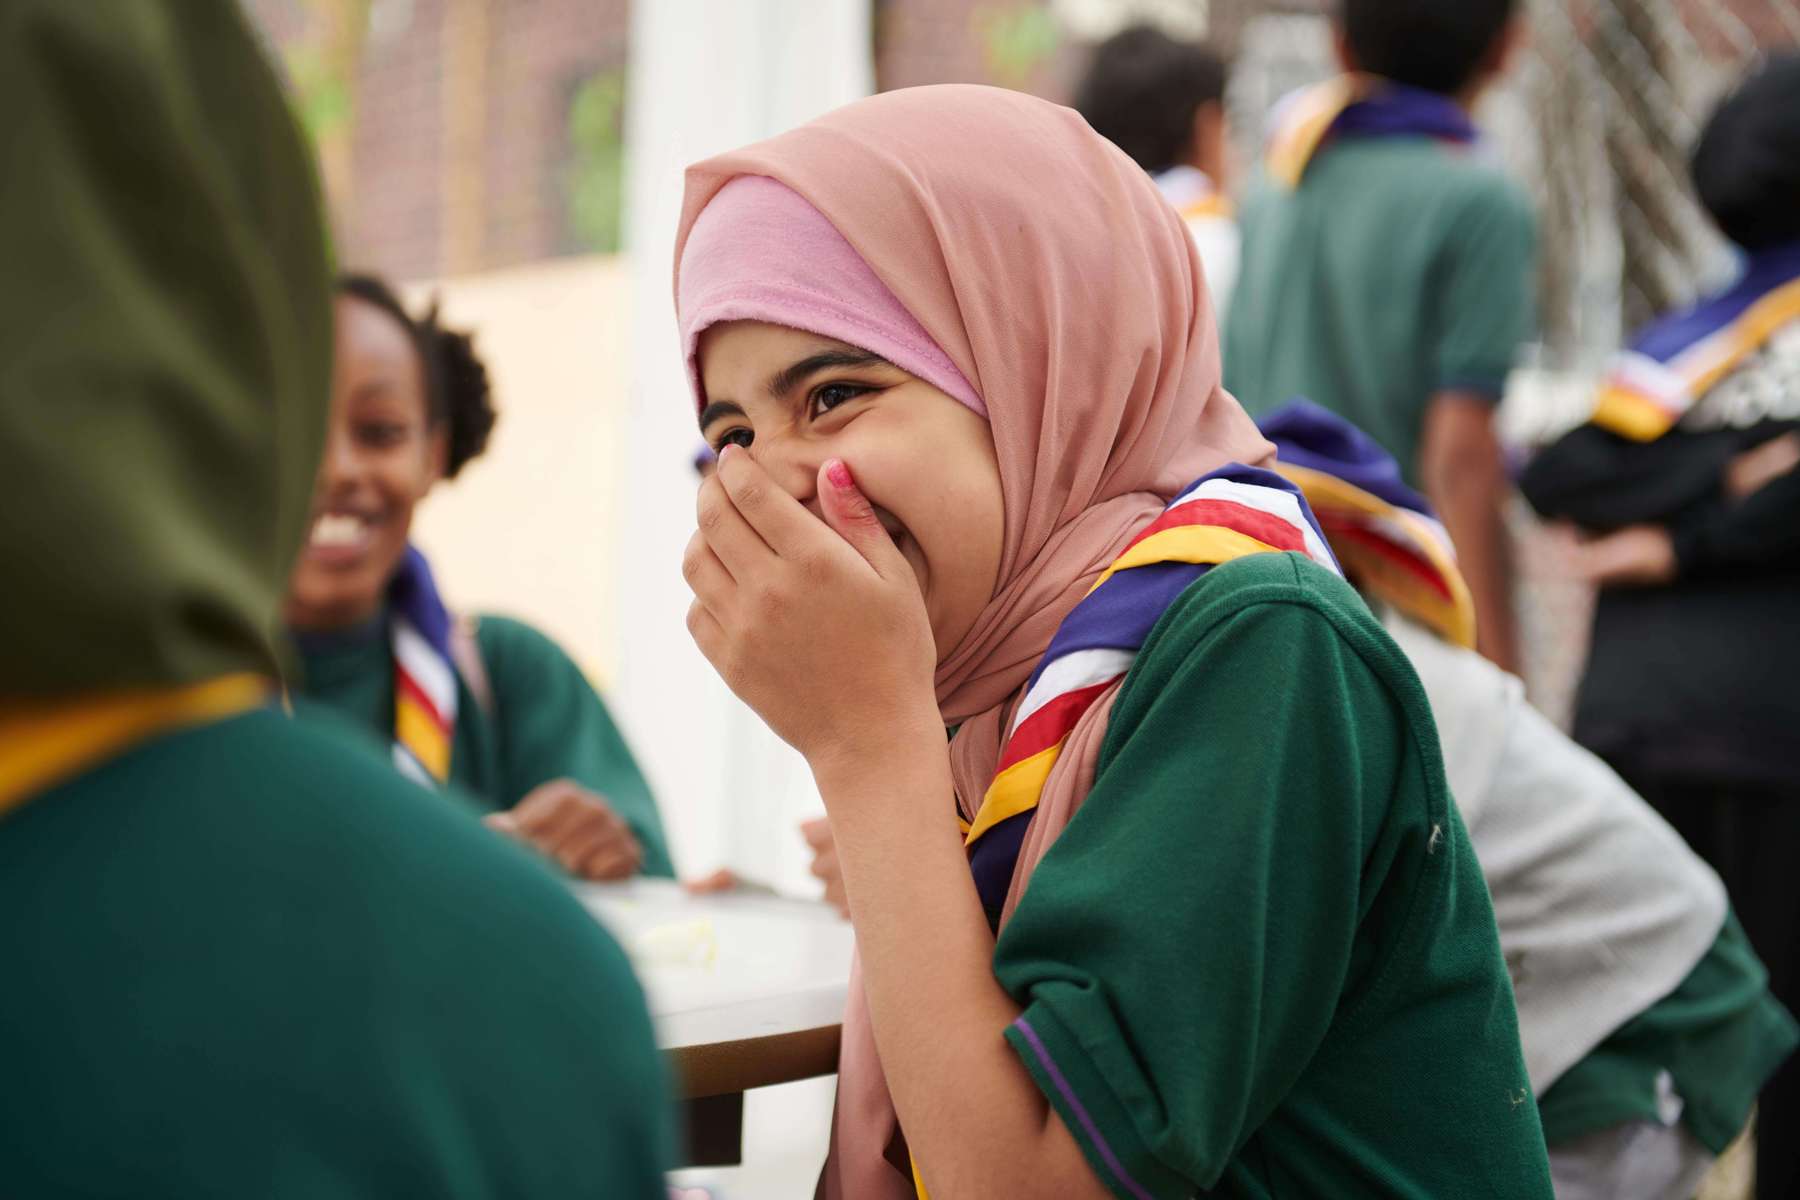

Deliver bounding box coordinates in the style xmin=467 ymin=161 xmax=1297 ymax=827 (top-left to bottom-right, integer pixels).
xmin=581 ymin=837 xmax=643 ymax=882
xmin=715 ymin=443 xmax=821 ymax=560
xmin=816 ymin=459 xmax=907 ymax=578
xmin=696 ymin=469 xmax=775 ymax=580
xmin=556 ymin=815 xmax=629 ymax=875
xmin=681 ymin=531 xmax=736 ymax=608
xmin=686 ymin=599 xmax=728 ymax=663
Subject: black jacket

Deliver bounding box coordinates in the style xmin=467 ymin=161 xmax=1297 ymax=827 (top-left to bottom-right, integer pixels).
xmin=1520 ymin=419 xmax=1800 ymax=787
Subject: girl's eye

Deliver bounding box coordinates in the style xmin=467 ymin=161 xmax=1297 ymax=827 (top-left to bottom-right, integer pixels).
xmin=355 ymin=422 xmax=409 ymax=448
xmin=712 ymin=427 xmax=754 ymax=452
xmin=809 ymin=382 xmax=872 ymax=417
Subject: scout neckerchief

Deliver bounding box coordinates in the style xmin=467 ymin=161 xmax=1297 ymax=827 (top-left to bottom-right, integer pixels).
xmin=1264 ymin=74 xmax=1477 ymax=190
xmin=1590 ymin=240 xmax=1800 ymax=441
xmin=0 ymin=675 xmax=272 ymax=818
xmin=1153 ymin=164 xmax=1235 ymax=222
xmin=1260 ymin=400 xmax=1477 ymax=650
xmin=387 ymin=545 xmax=459 ymax=784
xmin=962 ymin=464 xmax=1341 ymax=918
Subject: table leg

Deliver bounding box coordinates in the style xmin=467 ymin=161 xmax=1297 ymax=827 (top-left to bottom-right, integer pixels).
xmin=680 ymin=1091 xmax=745 ymax=1167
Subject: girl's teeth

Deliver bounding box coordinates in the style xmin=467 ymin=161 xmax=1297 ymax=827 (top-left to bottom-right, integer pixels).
xmin=311 ymin=514 xmax=366 ymax=547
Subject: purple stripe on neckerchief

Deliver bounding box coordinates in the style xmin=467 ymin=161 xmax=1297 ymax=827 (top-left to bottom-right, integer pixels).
xmin=1332 ymin=83 xmax=1476 ymax=146
xmin=1628 ymin=239 xmax=1800 ymax=361
xmin=388 ymin=544 xmax=453 ymax=652
xmin=1259 ymin=398 xmax=1431 ymax=516
xmin=1011 ymin=1017 xmax=1158 ymax=1200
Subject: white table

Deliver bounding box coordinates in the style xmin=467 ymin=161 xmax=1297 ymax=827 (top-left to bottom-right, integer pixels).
xmin=574 ymin=879 xmax=853 ymax=1162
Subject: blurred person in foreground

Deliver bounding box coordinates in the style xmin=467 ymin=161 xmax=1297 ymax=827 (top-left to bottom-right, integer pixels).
xmin=1521 ymin=55 xmax=1800 ymax=1198
xmin=1225 ymin=0 xmax=1533 ymax=674
xmin=0 ymin=4 xmax=672 ymax=1194
xmin=285 ymin=274 xmax=672 ymax=881
xmin=1076 ymin=25 xmax=1240 ymax=316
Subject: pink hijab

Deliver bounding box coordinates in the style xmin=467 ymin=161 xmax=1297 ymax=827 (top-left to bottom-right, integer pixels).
xmin=673 ymin=84 xmax=1269 ymax=1198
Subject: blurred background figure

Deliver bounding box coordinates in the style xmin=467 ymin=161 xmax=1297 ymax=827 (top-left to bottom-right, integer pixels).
xmin=1076 ymin=24 xmax=1240 ymax=313
xmin=0 ymin=2 xmax=672 ymax=1194
xmin=1521 ymin=54 xmax=1800 ymax=1198
xmin=285 ymin=273 xmax=672 ymax=881
xmin=1224 ymin=0 xmax=1535 ymax=675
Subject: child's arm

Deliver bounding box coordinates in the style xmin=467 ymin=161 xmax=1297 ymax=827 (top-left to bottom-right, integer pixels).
xmin=1419 ymin=392 xmax=1520 ymax=673
xmin=819 ymin=739 xmax=1116 ymax=1200
xmin=1422 ymin=181 xmax=1536 ymax=675
xmin=1518 ymin=423 xmax=1744 ymax=529
xmin=479 ymin=617 xmax=675 ymax=877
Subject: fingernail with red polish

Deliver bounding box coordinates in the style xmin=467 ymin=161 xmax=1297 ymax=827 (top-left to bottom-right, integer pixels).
xmin=825 ymin=459 xmax=854 ymax=490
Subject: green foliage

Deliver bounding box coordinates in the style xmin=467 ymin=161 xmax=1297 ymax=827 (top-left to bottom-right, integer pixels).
xmin=972 ymin=3 xmax=1061 ymax=87
xmin=565 ymin=67 xmax=627 ymax=255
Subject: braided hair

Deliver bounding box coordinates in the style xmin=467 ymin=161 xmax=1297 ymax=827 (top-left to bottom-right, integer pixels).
xmin=337 ymin=273 xmax=497 ymax=478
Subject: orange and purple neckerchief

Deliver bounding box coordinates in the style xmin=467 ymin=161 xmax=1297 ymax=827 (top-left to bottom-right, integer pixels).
xmin=962 ymin=463 xmax=1340 ymax=920
xmin=1260 ymin=399 xmax=1476 ymax=650
xmin=1264 ymin=74 xmax=1477 ymax=190
xmin=1590 ymin=240 xmax=1800 ymax=441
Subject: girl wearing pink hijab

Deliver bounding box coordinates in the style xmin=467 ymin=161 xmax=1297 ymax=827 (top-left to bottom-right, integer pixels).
xmin=677 ymin=86 xmax=1552 ymax=1199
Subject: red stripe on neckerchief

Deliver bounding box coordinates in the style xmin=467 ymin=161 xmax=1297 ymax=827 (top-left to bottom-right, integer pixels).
xmin=962 ymin=465 xmax=1340 ymax=921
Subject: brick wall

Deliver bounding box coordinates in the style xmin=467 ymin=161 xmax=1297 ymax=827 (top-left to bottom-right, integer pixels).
xmin=243 ymin=0 xmax=627 ymax=281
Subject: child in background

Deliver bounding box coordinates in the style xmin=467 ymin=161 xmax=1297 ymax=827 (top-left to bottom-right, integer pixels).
xmin=1224 ymin=0 xmax=1533 ymax=674
xmin=0 ymin=4 xmax=672 ymax=1194
xmin=1263 ymin=401 xmax=1795 ymax=1200
xmin=1076 ymin=25 xmax=1240 ymax=315
xmin=1521 ymin=55 xmax=1800 ymax=1197
xmin=285 ymin=275 xmax=672 ymax=881
xmin=677 ymin=85 xmax=1550 ymax=1198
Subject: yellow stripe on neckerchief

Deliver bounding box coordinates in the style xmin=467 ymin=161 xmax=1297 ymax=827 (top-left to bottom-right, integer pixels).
xmin=1590 ymin=262 xmax=1800 ymax=442
xmin=0 ymin=673 xmax=271 ymax=818
xmin=960 ymin=467 xmax=1340 ymax=919
xmin=1180 ymin=194 xmax=1235 ymax=222
xmin=1265 ymin=75 xmax=1366 ymax=188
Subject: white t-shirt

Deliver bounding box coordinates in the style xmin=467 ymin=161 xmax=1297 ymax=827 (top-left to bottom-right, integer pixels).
xmin=1152 ymin=165 xmax=1240 ymax=321
xmin=1381 ymin=607 xmax=1727 ymax=1092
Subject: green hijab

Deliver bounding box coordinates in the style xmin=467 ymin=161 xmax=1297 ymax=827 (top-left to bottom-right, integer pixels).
xmin=0 ymin=0 xmax=333 ymax=699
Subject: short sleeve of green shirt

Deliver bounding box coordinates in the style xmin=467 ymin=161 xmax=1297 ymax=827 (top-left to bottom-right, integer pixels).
xmin=992 ymin=554 xmax=1551 ymax=1199
xmin=477 ymin=616 xmax=674 ymax=877
xmin=1433 ymin=179 xmax=1537 ymax=401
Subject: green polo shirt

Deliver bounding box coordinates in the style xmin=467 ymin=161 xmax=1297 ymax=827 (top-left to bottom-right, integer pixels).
xmin=0 ymin=710 xmax=673 ymax=1196
xmin=994 ymin=553 xmax=1552 ymax=1198
xmin=1224 ymin=139 xmax=1537 ymax=484
xmin=291 ymin=613 xmax=673 ymax=877
xmin=1538 ymin=910 xmax=1796 ymax=1153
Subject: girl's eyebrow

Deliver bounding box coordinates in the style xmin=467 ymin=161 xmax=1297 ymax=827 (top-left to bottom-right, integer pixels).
xmin=765 ymin=349 xmax=889 ymax=400
xmin=698 ymin=399 xmax=745 ymax=432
